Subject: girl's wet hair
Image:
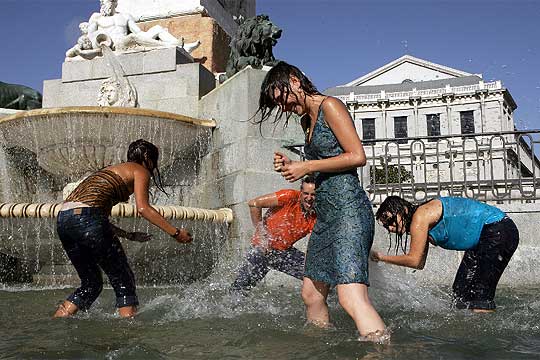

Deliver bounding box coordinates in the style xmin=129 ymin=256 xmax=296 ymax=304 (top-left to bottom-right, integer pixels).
xmin=127 ymin=139 xmax=167 ymax=194
xmin=376 ymin=196 xmax=418 ymax=255
xmin=254 ymin=61 xmax=321 ymax=129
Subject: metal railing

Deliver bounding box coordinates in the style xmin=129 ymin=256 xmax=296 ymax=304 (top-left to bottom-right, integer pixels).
xmin=284 ymin=130 xmax=540 ymax=204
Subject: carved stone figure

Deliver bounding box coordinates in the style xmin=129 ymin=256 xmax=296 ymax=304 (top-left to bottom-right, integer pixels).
xmin=65 ymin=22 xmax=103 ymax=60
xmin=0 ymin=81 xmax=42 ymax=110
xmin=97 ymin=77 xmax=137 ymax=107
xmin=66 ymin=0 xmax=200 ymax=60
xmin=223 ymin=14 xmax=282 ymax=80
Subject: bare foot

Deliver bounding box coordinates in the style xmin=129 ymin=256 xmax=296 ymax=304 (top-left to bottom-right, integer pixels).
xmin=118 ymin=306 xmax=137 ymax=318
xmin=472 ymin=308 xmax=495 ymax=314
xmin=358 ymin=329 xmax=391 ymax=344
xmin=53 ymin=300 xmax=78 ymax=318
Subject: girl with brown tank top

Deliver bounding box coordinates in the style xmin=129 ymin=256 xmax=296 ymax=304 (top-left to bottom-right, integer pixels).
xmin=54 ymin=139 xmax=192 ymax=319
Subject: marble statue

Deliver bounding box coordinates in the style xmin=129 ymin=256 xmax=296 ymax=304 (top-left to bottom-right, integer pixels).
xmin=65 ymin=22 xmax=103 ymax=60
xmin=66 ymin=0 xmax=201 ymax=60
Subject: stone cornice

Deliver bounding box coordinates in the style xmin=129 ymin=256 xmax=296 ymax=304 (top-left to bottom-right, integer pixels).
xmin=338 ymin=81 xmax=511 ymax=108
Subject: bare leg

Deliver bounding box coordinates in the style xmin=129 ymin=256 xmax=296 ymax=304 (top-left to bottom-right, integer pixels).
xmin=53 ymin=300 xmax=79 ymax=318
xmin=337 ymin=283 xmax=386 ymax=338
xmin=118 ymin=306 xmax=137 ymax=318
xmin=145 ymin=25 xmax=182 ymax=45
xmin=472 ymin=308 xmax=495 ymax=314
xmin=301 ymin=277 xmax=331 ymax=327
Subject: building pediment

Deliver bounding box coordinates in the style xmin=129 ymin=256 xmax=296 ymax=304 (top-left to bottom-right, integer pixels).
xmin=343 ymin=55 xmax=474 ymax=87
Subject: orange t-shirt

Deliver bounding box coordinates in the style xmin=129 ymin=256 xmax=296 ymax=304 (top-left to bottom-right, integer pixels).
xmin=251 ymin=189 xmax=316 ymax=251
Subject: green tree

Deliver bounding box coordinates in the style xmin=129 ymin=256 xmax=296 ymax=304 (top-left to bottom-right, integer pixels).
xmin=370 ymin=164 xmax=413 ymax=184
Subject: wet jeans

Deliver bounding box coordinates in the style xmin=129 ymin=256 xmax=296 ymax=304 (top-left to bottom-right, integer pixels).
xmin=231 ymin=246 xmax=305 ymax=292
xmin=57 ymin=208 xmax=138 ymax=310
xmin=452 ymin=216 xmax=519 ymax=310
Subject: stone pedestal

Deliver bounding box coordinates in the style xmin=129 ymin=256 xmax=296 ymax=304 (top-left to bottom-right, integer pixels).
xmin=43 ymin=47 xmax=215 ymax=117
xmin=139 ymin=14 xmax=230 ymax=74
xmin=191 ymin=67 xmax=304 ymax=258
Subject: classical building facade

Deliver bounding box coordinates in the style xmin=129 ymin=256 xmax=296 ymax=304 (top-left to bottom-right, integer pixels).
xmin=325 ymin=55 xmax=538 ymax=203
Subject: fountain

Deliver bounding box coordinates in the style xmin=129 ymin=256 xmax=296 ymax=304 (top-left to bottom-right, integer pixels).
xmin=0 ymin=0 xmax=298 ymax=286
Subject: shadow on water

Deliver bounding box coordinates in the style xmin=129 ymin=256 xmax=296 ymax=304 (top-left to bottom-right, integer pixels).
xmin=1 ymin=266 xmax=539 ymax=359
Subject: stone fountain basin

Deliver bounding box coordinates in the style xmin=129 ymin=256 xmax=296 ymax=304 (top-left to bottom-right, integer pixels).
xmin=0 ymin=218 xmax=228 ymax=284
xmin=0 ymin=107 xmax=215 ymax=178
xmin=0 ymin=204 xmax=232 ymax=284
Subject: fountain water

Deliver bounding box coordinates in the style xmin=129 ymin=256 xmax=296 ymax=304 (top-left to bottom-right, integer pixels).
xmin=1 ymin=1 xmax=540 ymax=357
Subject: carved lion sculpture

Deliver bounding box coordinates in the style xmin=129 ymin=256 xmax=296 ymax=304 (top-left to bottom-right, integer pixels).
xmin=224 ymin=14 xmax=282 ymax=80
xmin=0 ymin=81 xmax=42 ymax=110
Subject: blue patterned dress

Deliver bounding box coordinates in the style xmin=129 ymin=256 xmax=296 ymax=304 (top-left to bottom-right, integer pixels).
xmin=303 ymin=100 xmax=374 ymax=286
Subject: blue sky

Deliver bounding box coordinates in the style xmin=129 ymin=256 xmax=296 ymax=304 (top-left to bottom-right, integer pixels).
xmin=1 ymin=0 xmax=539 ymax=128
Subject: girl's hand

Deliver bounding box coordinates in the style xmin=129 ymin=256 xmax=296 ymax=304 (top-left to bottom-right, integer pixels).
xmin=370 ymin=250 xmax=382 ymax=262
xmin=280 ymin=161 xmax=310 ymax=182
xmin=175 ymin=228 xmax=193 ymax=244
xmin=129 ymin=232 xmax=153 ymax=243
xmin=273 ymin=151 xmax=291 ymax=172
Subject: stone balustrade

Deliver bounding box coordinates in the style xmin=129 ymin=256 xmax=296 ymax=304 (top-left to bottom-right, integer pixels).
xmin=0 ymin=203 xmax=233 ymax=223
xmin=338 ymin=80 xmax=503 ymax=104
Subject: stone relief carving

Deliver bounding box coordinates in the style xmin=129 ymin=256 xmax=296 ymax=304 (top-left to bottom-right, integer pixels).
xmin=97 ymin=77 xmax=136 ymax=107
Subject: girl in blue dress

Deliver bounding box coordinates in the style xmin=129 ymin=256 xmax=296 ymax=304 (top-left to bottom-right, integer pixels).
xmin=371 ymin=195 xmax=519 ymax=312
xmin=257 ymin=61 xmax=387 ymax=341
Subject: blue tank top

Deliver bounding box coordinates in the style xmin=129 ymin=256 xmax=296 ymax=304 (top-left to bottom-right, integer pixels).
xmin=428 ymin=197 xmax=505 ymax=250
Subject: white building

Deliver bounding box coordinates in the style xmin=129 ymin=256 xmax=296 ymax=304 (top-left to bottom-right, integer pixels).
xmin=325 ymin=55 xmax=539 ymax=203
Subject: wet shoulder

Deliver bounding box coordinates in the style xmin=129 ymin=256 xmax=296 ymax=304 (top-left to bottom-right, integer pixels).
xmin=319 ymin=96 xmax=349 ymax=121
xmin=417 ymin=198 xmax=443 ymax=228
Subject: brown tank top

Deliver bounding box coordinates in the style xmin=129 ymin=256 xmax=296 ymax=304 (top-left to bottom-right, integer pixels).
xmin=65 ymin=169 xmax=131 ymax=215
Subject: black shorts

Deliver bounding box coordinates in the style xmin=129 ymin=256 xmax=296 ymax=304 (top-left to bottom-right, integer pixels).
xmin=452 ymin=216 xmax=519 ymax=310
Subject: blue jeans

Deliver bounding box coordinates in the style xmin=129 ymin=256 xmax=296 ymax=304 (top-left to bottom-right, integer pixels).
xmin=231 ymin=246 xmax=305 ymax=292
xmin=57 ymin=208 xmax=138 ymax=310
xmin=452 ymin=217 xmax=519 ymax=310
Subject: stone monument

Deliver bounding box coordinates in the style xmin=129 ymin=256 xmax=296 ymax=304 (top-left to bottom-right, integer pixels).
xmin=1 ymin=0 xmax=300 ymax=284
xmin=119 ymin=0 xmax=256 ymax=73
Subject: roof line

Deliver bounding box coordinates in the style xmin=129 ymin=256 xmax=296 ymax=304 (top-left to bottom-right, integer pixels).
xmin=342 ymin=55 xmax=473 ymax=87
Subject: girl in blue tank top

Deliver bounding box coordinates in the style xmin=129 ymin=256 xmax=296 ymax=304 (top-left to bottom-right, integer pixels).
xmin=371 ymin=196 xmax=519 ymax=312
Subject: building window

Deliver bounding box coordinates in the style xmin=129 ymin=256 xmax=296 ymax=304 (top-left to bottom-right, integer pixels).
xmin=362 ymin=118 xmax=375 ymax=144
xmin=426 ymin=114 xmax=440 ymax=142
xmin=460 ymin=110 xmax=475 ymax=134
xmin=394 ymin=116 xmax=408 ymax=144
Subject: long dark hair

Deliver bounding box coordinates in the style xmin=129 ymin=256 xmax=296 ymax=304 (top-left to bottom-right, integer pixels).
xmin=254 ymin=61 xmax=321 ymax=129
xmin=127 ymin=139 xmax=167 ymax=194
xmin=376 ymin=196 xmax=418 ymax=255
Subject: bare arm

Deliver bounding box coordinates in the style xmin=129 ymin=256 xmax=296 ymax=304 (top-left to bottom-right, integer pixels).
xmin=87 ymin=13 xmax=99 ymax=35
xmin=372 ymin=201 xmax=441 ymax=269
xmin=247 ymin=192 xmax=279 ymax=227
xmin=280 ymin=97 xmax=367 ymax=182
xmin=374 ymin=223 xmax=430 ymax=270
xmin=133 ymin=167 xmax=191 ymax=243
xmin=110 ymin=223 xmax=152 ymax=243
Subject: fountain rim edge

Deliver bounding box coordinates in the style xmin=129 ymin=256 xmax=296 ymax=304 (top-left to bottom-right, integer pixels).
xmin=0 ymin=106 xmax=216 ymax=128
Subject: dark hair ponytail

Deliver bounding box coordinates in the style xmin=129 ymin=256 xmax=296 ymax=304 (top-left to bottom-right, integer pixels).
xmin=127 ymin=139 xmax=168 ymax=195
